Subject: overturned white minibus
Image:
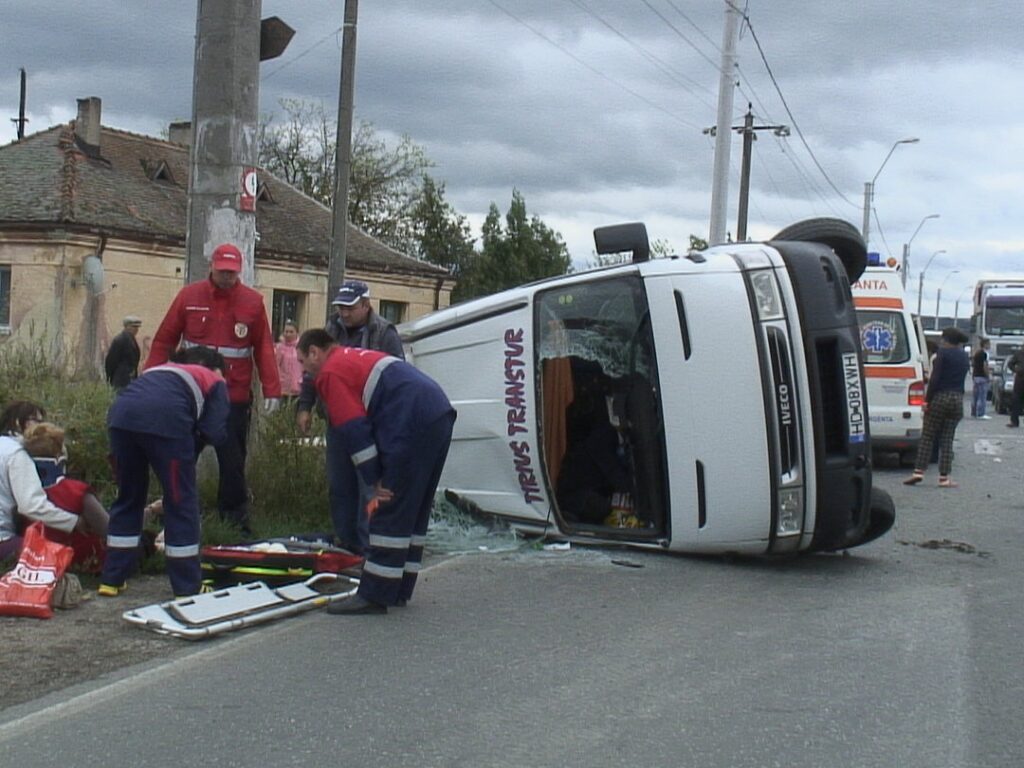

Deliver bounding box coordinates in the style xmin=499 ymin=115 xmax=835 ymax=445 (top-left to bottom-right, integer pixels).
xmin=402 ymin=219 xmax=895 ymax=555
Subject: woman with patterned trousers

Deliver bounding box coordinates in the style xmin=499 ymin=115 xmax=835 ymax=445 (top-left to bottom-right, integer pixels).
xmin=904 ymin=327 xmax=970 ymax=488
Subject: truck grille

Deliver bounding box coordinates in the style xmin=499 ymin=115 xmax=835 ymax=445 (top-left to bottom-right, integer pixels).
xmin=766 ymin=327 xmax=799 ymax=475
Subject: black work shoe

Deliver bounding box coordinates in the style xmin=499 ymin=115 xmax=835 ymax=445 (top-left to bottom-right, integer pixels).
xmin=326 ymin=594 xmax=387 ymax=615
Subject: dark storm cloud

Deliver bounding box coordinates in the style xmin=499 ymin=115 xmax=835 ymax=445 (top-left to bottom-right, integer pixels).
xmin=1 ymin=0 xmax=1022 ymax=292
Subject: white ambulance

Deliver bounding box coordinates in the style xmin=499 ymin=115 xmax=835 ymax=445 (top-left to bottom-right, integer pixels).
xmin=403 ymin=218 xmax=895 ymax=555
xmin=851 ymin=260 xmax=927 ymax=464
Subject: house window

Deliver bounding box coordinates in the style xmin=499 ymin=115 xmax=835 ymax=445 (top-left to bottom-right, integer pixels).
xmin=272 ymin=290 xmax=303 ymax=339
xmin=378 ymin=299 xmax=406 ymax=324
xmin=0 ymin=266 xmax=10 ymax=328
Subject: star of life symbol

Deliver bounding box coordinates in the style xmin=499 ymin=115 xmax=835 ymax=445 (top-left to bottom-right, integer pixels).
xmin=861 ymin=322 xmax=894 ymax=354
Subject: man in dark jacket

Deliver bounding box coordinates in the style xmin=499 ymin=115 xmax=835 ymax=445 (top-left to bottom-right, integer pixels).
xmin=295 ymin=280 xmax=404 ymax=554
xmin=104 ymin=316 xmax=142 ymax=389
xmin=1007 ymin=346 xmax=1024 ymax=427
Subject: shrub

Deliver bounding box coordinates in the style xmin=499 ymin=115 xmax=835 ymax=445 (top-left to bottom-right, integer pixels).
xmin=0 ymin=338 xmax=332 ymax=544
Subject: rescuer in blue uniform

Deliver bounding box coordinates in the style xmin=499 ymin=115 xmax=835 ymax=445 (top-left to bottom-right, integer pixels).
xmin=296 ymin=328 xmax=456 ymax=614
xmin=99 ymin=346 xmax=230 ymax=598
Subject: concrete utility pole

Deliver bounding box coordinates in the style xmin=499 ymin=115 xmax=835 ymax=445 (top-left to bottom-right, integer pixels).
xmin=185 ymin=0 xmax=263 ymax=286
xmin=707 ymin=1 xmax=740 ymax=246
xmin=734 ymin=104 xmax=788 ymax=242
xmin=327 ymin=0 xmax=359 ymax=313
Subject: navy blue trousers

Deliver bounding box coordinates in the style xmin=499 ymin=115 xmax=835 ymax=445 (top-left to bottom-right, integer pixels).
xmin=359 ymin=412 xmax=455 ymax=606
xmin=326 ymin=429 xmax=370 ymax=554
xmin=214 ymin=402 xmax=251 ymax=528
xmin=101 ymin=428 xmax=202 ymax=596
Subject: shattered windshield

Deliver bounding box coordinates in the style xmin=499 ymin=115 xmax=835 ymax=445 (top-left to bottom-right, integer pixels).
xmin=535 ymin=274 xmax=666 ymax=537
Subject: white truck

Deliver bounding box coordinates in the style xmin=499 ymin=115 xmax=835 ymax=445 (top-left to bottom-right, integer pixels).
xmin=971 ymin=280 xmax=1024 ymax=367
xmin=971 ymin=280 xmax=1024 ymax=413
xmin=402 ymin=218 xmax=894 ymax=555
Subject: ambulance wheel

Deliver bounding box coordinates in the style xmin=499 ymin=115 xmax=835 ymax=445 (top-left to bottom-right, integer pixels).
xmin=771 ymin=218 xmax=867 ymax=283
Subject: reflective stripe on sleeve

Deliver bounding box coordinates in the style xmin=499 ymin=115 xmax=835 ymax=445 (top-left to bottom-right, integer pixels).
xmin=369 ymin=534 xmax=411 ymax=549
xmin=362 ymin=356 xmax=399 ymax=409
xmin=144 ymin=365 xmax=205 ymax=417
xmin=352 ymin=444 xmax=378 ymax=466
xmin=164 ymin=543 xmax=201 ymax=558
xmin=363 ymin=560 xmax=404 ymax=580
xmin=107 ymin=534 xmax=141 ymax=549
xmin=403 ymin=561 xmax=422 ymax=573
xmin=410 ymin=534 xmax=427 ymax=546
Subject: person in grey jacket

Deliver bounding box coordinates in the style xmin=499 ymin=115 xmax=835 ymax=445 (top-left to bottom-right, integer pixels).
xmin=295 ymin=281 xmax=404 ymax=554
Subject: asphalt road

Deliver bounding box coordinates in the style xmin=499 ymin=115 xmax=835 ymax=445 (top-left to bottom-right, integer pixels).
xmin=1 ymin=415 xmax=1021 ymax=768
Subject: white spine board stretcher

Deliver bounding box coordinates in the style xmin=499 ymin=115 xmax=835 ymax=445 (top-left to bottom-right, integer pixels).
xmin=122 ymin=573 xmax=359 ymax=640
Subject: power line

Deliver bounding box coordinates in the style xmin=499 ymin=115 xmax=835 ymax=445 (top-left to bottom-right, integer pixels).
xmin=663 ymin=0 xmax=722 ymax=54
xmin=640 ymin=0 xmax=723 ymax=74
xmin=730 ymin=2 xmax=858 ymax=209
xmin=261 ymin=24 xmax=345 ymax=82
xmin=488 ymin=0 xmax=703 ymax=130
xmin=566 ymin=0 xmax=716 ymax=107
xmin=872 ymin=207 xmax=894 ymax=260
xmin=752 ymin=139 xmax=797 ymax=223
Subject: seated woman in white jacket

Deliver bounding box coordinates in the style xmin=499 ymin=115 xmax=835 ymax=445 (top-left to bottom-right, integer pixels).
xmin=0 ymin=401 xmax=83 ymax=561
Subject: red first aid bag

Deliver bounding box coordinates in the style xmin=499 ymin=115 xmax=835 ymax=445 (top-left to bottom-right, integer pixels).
xmin=0 ymin=522 xmax=74 ymax=619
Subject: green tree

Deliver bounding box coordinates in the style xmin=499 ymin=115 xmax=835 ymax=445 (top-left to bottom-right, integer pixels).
xmin=258 ymin=99 xmax=432 ymax=254
xmin=458 ymin=190 xmax=571 ymax=301
xmin=411 ymin=175 xmax=476 ymax=281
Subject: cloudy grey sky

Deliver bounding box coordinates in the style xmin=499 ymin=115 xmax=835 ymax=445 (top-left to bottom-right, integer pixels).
xmin=2 ymin=1 xmax=1021 ymax=317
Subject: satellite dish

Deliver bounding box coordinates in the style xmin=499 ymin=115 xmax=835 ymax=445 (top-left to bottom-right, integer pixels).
xmin=82 ymin=255 xmax=105 ymax=295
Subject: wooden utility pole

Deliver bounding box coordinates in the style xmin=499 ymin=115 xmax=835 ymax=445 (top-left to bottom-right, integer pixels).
xmin=327 ymin=0 xmax=359 ymax=316
xmin=11 ymin=68 xmax=28 ymax=140
xmin=735 ymin=104 xmax=788 ymax=242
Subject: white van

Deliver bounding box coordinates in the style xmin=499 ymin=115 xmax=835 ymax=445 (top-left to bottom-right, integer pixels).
xmin=851 ymin=262 xmax=926 ymax=464
xmin=403 ymin=218 xmax=895 ymax=555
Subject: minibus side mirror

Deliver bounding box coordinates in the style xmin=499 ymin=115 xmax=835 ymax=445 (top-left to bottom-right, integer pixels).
xmin=594 ymin=222 xmax=650 ymax=263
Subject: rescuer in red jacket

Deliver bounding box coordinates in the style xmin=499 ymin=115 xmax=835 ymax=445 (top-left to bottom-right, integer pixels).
xmin=145 ymin=243 xmax=281 ymax=535
xmin=296 ymin=328 xmax=456 ymax=614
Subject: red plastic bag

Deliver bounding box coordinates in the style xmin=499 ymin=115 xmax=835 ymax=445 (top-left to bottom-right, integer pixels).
xmin=0 ymin=522 xmax=74 ymax=619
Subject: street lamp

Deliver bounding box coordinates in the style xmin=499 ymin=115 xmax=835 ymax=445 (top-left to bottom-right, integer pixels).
xmin=916 ymin=248 xmax=947 ymax=318
xmin=903 ymin=213 xmax=940 ymax=290
xmin=935 ymin=270 xmax=960 ymax=330
xmin=954 ymin=285 xmax=973 ymax=325
xmin=863 ymin=137 xmax=920 ymax=248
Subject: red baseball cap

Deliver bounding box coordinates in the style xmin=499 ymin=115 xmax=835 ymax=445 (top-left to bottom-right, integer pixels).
xmin=211 ymin=243 xmax=243 ymax=272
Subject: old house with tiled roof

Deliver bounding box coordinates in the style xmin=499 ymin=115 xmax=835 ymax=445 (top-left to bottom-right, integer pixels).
xmin=0 ymin=97 xmax=453 ymax=373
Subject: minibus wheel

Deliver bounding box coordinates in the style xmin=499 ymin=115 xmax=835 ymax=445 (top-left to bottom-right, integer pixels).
xmin=771 ymin=218 xmax=867 ymax=283
xmin=859 ymin=486 xmax=896 ymax=546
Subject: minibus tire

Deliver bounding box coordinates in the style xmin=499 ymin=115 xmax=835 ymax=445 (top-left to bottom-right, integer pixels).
xmin=859 ymin=486 xmax=896 ymax=547
xmin=771 ymin=218 xmax=867 ymax=283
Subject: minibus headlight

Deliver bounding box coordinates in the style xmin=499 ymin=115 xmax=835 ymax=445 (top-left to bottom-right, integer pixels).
xmin=751 ymin=271 xmax=783 ymax=320
xmin=777 ymin=488 xmax=803 ymax=535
